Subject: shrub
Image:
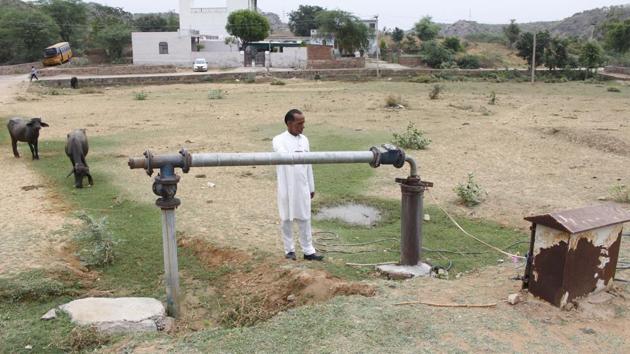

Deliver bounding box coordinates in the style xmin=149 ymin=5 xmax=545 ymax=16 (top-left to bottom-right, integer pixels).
xmin=457 ymin=54 xmax=482 ymax=69
xmin=74 ymin=213 xmax=116 ymax=268
xmin=134 ymin=92 xmax=147 ymax=100
xmin=208 ymin=89 xmax=225 ymax=99
xmin=392 ymin=122 xmax=431 ymax=150
xmin=429 ymin=84 xmax=442 ymax=100
xmin=270 ymin=79 xmax=286 ymax=86
xmin=610 ymin=184 xmax=630 ymax=203
xmin=419 ymin=40 xmax=453 ymax=68
xmin=488 ymin=91 xmax=497 ymax=105
xmin=607 ymin=87 xmax=621 ymax=93
xmin=454 ymin=173 xmax=485 ymax=207
xmin=385 ymin=94 xmax=404 ymax=108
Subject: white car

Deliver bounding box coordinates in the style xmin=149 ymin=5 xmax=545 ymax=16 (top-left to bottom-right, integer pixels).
xmin=193 ymin=58 xmax=208 ymax=72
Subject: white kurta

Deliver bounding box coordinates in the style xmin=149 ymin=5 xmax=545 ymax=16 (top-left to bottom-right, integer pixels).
xmin=273 ymin=131 xmax=315 ymax=221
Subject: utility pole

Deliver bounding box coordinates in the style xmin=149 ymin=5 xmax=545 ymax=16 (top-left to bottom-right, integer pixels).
xmin=531 ymin=32 xmax=536 ymax=84
xmin=375 ymin=15 xmax=381 ymax=79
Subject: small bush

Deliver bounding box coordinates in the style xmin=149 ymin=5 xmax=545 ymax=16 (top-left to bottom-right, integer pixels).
xmin=429 ymin=84 xmax=442 ymax=100
xmin=385 ymin=95 xmax=404 ymax=108
xmin=610 ymin=184 xmax=630 ymax=203
xmin=454 ymin=173 xmax=485 ymax=207
xmin=61 ymin=326 xmax=111 ymax=352
xmin=270 ymin=79 xmax=286 ymax=86
xmin=208 ymin=89 xmax=225 ymax=99
xmin=457 ymin=54 xmax=482 ymax=69
xmin=74 ymin=213 xmax=116 ymax=268
xmin=392 ymin=122 xmax=431 ymax=150
xmin=134 ymin=92 xmax=147 ymax=100
xmin=419 ymin=40 xmax=453 ymax=68
xmin=607 ymin=87 xmax=621 ymax=93
xmin=488 ymin=91 xmax=497 ymax=105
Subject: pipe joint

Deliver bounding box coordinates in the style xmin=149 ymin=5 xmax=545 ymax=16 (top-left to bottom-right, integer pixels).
xmin=370 ymin=144 xmax=406 ymax=169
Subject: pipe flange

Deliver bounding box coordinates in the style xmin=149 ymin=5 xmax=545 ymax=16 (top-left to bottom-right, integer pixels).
xmin=144 ymin=150 xmax=154 ymax=176
xmin=369 ymin=146 xmax=382 ymax=168
xmin=179 ymin=148 xmax=192 ymax=174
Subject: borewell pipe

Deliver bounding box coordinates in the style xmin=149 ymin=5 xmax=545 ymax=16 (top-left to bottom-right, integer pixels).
xmin=129 ymin=145 xmax=426 ymax=317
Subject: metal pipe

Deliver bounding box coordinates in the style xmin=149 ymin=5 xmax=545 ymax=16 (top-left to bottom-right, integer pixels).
xmin=129 ymin=151 xmax=376 ymax=170
xmin=399 ymin=178 xmax=424 ymax=266
xmin=405 ymin=156 xmax=418 ymax=177
xmin=193 ymin=151 xmax=376 ymax=167
xmin=161 ymin=208 xmax=180 ymax=317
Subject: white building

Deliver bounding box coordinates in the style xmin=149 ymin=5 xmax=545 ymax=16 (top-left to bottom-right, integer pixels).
xmin=132 ymin=0 xmax=307 ymax=69
xmin=179 ymin=0 xmax=257 ymax=39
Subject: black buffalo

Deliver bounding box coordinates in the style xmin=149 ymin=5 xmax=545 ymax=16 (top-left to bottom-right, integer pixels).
xmin=7 ymin=117 xmax=49 ymax=159
xmin=65 ymin=129 xmax=93 ymax=188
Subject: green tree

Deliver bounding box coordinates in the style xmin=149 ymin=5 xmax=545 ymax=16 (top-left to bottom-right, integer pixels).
xmin=414 ymin=16 xmax=440 ymax=41
xmin=316 ymin=10 xmax=369 ymax=55
xmin=0 ymin=7 xmax=60 ymax=64
xmin=134 ymin=14 xmax=169 ymax=32
xmin=94 ymin=22 xmax=131 ymax=61
xmin=288 ymin=5 xmax=324 ymax=37
xmin=392 ymin=27 xmax=405 ymax=44
xmin=544 ymin=37 xmax=569 ymax=70
xmin=579 ymin=41 xmax=604 ymax=76
xmin=419 ymin=40 xmax=453 ymax=68
xmin=503 ymin=19 xmax=521 ymax=48
xmin=226 ymin=9 xmax=270 ymax=48
xmin=38 ymin=0 xmax=87 ymax=44
xmin=515 ymin=31 xmax=550 ymax=69
xmin=603 ymin=19 xmax=630 ymax=53
xmin=443 ymin=36 xmax=463 ymax=52
xmin=401 ymin=33 xmax=419 ymax=53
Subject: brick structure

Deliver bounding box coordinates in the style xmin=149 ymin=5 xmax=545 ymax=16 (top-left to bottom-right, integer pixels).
xmin=398 ymin=56 xmax=423 ymax=67
xmin=308 ymin=58 xmax=365 ymax=69
xmin=307 ymin=45 xmax=333 ymax=60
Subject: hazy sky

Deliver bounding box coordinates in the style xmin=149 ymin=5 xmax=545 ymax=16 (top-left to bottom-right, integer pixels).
xmin=88 ymin=1 xmax=630 ymax=28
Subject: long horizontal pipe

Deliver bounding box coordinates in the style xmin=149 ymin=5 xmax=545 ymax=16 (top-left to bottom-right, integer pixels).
xmin=129 ymin=150 xmax=419 ymax=177
xmin=129 ymin=151 xmax=376 ymax=170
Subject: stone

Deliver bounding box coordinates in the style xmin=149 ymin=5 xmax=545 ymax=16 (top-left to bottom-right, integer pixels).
xmin=97 ymin=319 xmax=157 ymax=334
xmin=287 ymin=294 xmax=296 ymax=302
xmin=24 ymin=345 xmax=32 ymax=350
xmin=507 ymin=293 xmax=522 ymax=305
xmin=376 ymin=263 xmax=432 ymax=279
xmin=423 ymin=214 xmax=431 ymax=222
xmin=41 ymin=308 xmax=57 ymax=321
xmin=59 ymin=297 xmax=165 ymax=333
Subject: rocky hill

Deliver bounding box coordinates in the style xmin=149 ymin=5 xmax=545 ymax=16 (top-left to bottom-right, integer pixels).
xmin=440 ymin=4 xmax=630 ymax=38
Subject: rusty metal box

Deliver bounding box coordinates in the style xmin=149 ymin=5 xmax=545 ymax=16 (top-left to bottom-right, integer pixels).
xmin=523 ymin=204 xmax=630 ymax=308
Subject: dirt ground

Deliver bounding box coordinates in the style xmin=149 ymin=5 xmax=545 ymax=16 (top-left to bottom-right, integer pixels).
xmin=1 ymin=77 xmax=629 ymax=351
xmin=0 ymin=75 xmax=71 ymax=275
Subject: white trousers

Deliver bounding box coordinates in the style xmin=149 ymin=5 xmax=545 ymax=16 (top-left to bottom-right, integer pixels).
xmin=281 ymin=219 xmax=316 ymax=256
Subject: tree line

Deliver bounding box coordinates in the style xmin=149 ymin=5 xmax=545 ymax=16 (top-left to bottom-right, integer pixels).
xmin=0 ymin=0 xmax=178 ymax=65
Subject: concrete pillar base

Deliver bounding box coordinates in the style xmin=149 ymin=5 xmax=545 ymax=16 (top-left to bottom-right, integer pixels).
xmin=377 ymin=263 xmax=432 ymax=280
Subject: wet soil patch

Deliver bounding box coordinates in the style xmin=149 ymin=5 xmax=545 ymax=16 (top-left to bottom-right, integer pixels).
xmin=315 ymin=204 xmax=382 ymax=227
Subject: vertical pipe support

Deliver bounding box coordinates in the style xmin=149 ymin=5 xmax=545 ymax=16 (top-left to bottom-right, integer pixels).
xmin=152 ymin=164 xmax=181 ymax=318
xmin=397 ymin=176 xmax=431 ymax=266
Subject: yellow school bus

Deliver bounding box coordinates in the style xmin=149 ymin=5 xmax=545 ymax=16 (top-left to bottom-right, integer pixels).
xmin=42 ymin=42 xmax=73 ymax=66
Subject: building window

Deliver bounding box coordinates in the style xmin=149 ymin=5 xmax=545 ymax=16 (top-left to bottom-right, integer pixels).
xmin=159 ymin=42 xmax=168 ymax=55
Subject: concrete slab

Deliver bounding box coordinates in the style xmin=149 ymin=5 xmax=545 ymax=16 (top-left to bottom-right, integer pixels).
xmin=59 ymin=297 xmax=165 ymax=333
xmin=377 ymin=263 xmax=432 ymax=279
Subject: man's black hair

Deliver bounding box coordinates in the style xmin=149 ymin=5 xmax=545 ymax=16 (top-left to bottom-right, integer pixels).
xmin=284 ymin=109 xmax=303 ymax=124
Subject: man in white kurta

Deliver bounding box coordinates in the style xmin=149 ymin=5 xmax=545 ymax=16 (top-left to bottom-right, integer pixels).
xmin=273 ymin=109 xmax=323 ymax=261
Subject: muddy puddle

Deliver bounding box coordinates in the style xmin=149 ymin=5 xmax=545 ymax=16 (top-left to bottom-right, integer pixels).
xmin=315 ymin=204 xmax=382 ymax=227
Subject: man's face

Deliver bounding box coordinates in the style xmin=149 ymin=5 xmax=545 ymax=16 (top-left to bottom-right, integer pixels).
xmin=287 ymin=113 xmax=305 ymax=136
